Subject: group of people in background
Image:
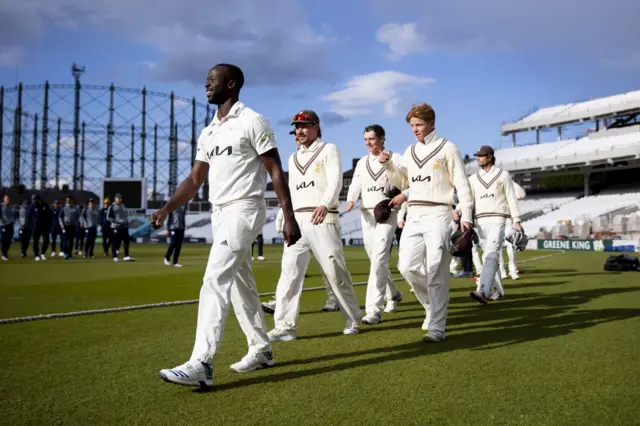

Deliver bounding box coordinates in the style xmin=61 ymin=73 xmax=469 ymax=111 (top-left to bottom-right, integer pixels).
xmin=0 ymin=192 xmax=134 ymax=262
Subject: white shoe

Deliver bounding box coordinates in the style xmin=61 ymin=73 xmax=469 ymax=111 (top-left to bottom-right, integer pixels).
xmin=113 ymin=257 xmax=119 ymax=262
xmin=423 ymin=330 xmax=446 ymax=342
xmin=268 ymin=328 xmax=296 ymax=342
xmin=257 ymin=256 xmax=265 ymax=260
xmin=51 ymin=251 xmax=56 ymax=257
xmin=384 ymin=292 xmax=403 ymax=313
xmin=2 ymin=256 xmax=8 ymax=261
xmin=470 ymin=290 xmax=489 ymax=304
xmin=164 ymin=258 xmax=170 ymax=266
xmin=361 ymin=313 xmax=381 ymax=325
xmin=123 ymin=256 xmax=135 ymax=262
xmin=35 ymin=256 xmax=40 ymax=262
xmin=343 ymin=321 xmax=360 ymax=335
xmin=261 ymin=300 xmax=276 ymax=314
xmin=322 ymin=300 xmax=340 ymax=312
xmin=510 ymin=272 xmax=519 ymax=280
xmin=230 ymin=350 xmax=275 ymax=373
xmin=40 ymin=254 xmax=46 ymax=260
xmin=159 ymin=360 xmax=213 ymax=388
xmin=489 ymin=291 xmax=504 ymax=301
xmin=500 ymin=273 xmax=508 ymax=280
xmin=422 ymin=308 xmax=432 ymax=331
xmin=58 ymin=252 xmax=65 ymax=257
xmin=173 ymin=263 xmax=183 ymax=268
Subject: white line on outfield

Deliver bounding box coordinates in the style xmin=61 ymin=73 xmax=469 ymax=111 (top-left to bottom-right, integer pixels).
xmin=0 ymin=250 xmax=564 ymax=325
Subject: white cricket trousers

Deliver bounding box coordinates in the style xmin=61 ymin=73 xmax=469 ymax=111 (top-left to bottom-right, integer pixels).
xmin=398 ymin=210 xmax=452 ymax=333
xmin=190 ymin=201 xmax=270 ymax=364
xmin=361 ymin=210 xmax=400 ymax=315
xmin=475 ymin=218 xmax=506 ymax=297
xmin=274 ymin=222 xmax=362 ymax=330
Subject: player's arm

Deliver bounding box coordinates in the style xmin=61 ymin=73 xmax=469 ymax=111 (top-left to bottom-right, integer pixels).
xmin=503 ymin=172 xmax=523 ymax=231
xmin=315 ymin=144 xmax=343 ymax=224
xmin=446 ymin=147 xmax=474 ymax=230
xmin=251 ymin=115 xmax=300 ymax=246
xmin=58 ymin=207 xmax=65 ymax=230
xmin=345 ymin=160 xmax=362 ymax=212
xmin=151 ymin=161 xmax=207 ymax=228
xmin=379 ymin=152 xmax=409 ymax=190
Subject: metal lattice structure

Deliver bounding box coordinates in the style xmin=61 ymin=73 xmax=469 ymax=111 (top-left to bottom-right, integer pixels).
xmin=0 ymin=64 xmax=213 ymax=202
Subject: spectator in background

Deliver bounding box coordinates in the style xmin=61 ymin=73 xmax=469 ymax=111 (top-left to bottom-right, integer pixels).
xmin=164 ymin=203 xmax=186 ymax=267
xmin=82 ymin=198 xmax=100 ymax=258
xmin=50 ymin=200 xmax=63 ymax=257
xmin=252 ymin=233 xmax=265 ymax=260
xmin=0 ymin=194 xmax=17 ymax=260
xmin=74 ymin=203 xmax=86 ymax=255
xmin=27 ymin=193 xmax=51 ymax=261
xmin=108 ymin=193 xmax=135 ymax=262
xmin=18 ymin=199 xmax=32 ymax=258
xmin=59 ymin=195 xmax=80 ymax=260
xmin=100 ymin=197 xmax=112 ymax=257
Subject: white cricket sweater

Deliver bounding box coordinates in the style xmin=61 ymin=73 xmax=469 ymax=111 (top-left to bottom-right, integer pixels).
xmin=347 ymin=153 xmax=398 ymax=209
xmin=469 ymin=166 xmax=521 ymax=223
xmin=288 ymin=139 xmax=342 ymax=224
xmin=381 ymin=131 xmax=474 ymax=222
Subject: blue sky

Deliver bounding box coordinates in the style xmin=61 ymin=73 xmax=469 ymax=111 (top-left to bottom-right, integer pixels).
xmin=1 ymin=0 xmax=639 ymax=187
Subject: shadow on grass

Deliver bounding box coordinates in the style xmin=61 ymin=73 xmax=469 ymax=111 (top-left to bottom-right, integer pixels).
xmin=199 ymin=285 xmax=640 ymax=393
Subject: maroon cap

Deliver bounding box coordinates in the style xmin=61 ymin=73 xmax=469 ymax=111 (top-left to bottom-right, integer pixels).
xmin=475 ymin=145 xmax=495 ymax=156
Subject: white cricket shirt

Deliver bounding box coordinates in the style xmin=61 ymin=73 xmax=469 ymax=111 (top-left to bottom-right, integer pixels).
xmin=195 ymin=101 xmax=277 ymax=207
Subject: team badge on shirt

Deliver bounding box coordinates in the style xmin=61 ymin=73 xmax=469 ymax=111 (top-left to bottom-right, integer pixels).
xmin=433 ymin=158 xmax=444 ymax=170
xmin=315 ymin=161 xmax=322 ymax=173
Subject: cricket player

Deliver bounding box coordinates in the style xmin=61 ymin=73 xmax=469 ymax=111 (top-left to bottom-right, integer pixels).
xmin=27 ymin=194 xmax=51 ymax=261
xmin=50 ymin=200 xmax=63 ymax=257
xmin=18 ymin=199 xmax=32 ymax=258
xmin=378 ymin=103 xmax=474 ymax=342
xmin=267 ymin=110 xmax=363 ymax=342
xmin=345 ymin=124 xmax=403 ymax=324
xmin=164 ymin=203 xmax=186 ymax=267
xmin=252 ymin=233 xmax=265 ymax=260
xmin=81 ymin=198 xmax=100 ymax=258
xmin=100 ymin=198 xmax=112 ymax=257
xmin=59 ymin=195 xmax=80 ymax=259
xmin=153 ymin=63 xmax=301 ymax=389
xmin=107 ymin=194 xmax=134 ymax=262
xmin=0 ymin=194 xmax=17 ymax=260
xmin=468 ymin=145 xmax=523 ymax=304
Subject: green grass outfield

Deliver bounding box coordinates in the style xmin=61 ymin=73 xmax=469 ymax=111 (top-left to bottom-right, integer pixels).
xmin=0 ymin=244 xmax=639 ymax=425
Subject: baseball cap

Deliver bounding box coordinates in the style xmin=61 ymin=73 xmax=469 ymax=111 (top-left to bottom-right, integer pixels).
xmin=291 ymin=110 xmax=320 ymax=125
xmin=114 ymin=193 xmax=122 ymax=199
xmin=475 ymin=145 xmax=495 ymax=156
xmin=374 ymin=199 xmax=392 ymax=224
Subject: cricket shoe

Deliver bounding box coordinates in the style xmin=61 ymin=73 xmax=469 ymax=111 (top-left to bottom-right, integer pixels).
xmin=343 ymin=320 xmax=360 ymax=335
xmin=2 ymin=256 xmax=8 ymax=261
xmin=159 ymin=360 xmax=213 ymax=389
xmin=510 ymin=271 xmax=520 ymax=280
xmin=35 ymin=256 xmax=40 ymax=262
xmin=164 ymin=258 xmax=171 ymax=266
xmin=257 ymin=256 xmax=265 ymax=261
xmin=123 ymin=256 xmax=135 ymax=262
xmin=268 ymin=327 xmax=296 ymax=342
xmin=322 ymin=300 xmax=340 ymax=312
xmin=59 ymin=252 xmax=65 ymax=257
xmin=500 ymin=272 xmax=508 ymax=280
xmin=423 ymin=330 xmax=446 ymax=342
xmin=470 ymin=290 xmax=489 ymax=304
xmin=173 ymin=263 xmax=183 ymax=268
xmin=384 ymin=292 xmax=403 ymax=313
xmin=40 ymin=254 xmax=46 ymax=260
xmin=489 ymin=291 xmax=504 ymax=301
xmin=421 ymin=308 xmax=432 ymax=331
xmin=361 ymin=313 xmax=382 ymax=325
xmin=261 ymin=300 xmax=276 ymax=315
xmin=230 ymin=350 xmax=275 ymax=373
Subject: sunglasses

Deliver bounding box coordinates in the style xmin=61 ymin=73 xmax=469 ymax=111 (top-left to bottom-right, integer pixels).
xmin=293 ymin=113 xmax=316 ymax=123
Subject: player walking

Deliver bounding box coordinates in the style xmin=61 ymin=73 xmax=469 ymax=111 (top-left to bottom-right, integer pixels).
xmin=468 ymin=146 xmax=523 ymax=303
xmin=378 ymin=103 xmax=474 ymax=342
xmin=153 ymin=64 xmax=301 ymax=388
xmin=345 ymin=124 xmax=403 ymax=324
xmin=267 ymin=110 xmax=363 ymax=342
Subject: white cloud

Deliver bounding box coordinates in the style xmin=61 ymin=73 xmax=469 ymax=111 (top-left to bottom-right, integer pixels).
xmin=321 ymin=71 xmax=435 ymax=117
xmin=372 ymin=0 xmax=640 ymax=68
xmin=0 ymin=0 xmax=337 ymax=86
xmin=376 ymin=23 xmax=430 ymax=60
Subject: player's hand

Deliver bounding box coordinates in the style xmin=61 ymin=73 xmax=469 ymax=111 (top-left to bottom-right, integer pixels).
xmin=345 ymin=201 xmax=355 ymax=212
xmin=311 ymin=206 xmax=328 ymax=224
xmin=514 ymin=222 xmax=524 ymax=233
xmin=461 ymin=221 xmax=472 ymax=232
xmin=283 ymin=217 xmax=302 ymax=246
xmin=378 ymin=151 xmax=392 ymax=164
xmin=398 ymin=220 xmax=405 ymax=229
xmin=389 ymin=193 xmax=407 ymax=208
xmin=453 ymin=210 xmax=462 ymax=221
xmin=150 ymin=208 xmax=168 ymax=229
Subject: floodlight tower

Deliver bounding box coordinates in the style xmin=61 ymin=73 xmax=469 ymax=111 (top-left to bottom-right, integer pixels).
xmin=71 ymin=63 xmax=85 ymax=190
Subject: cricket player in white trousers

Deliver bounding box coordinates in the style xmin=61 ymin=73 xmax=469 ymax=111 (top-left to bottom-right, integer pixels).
xmin=152 ymin=64 xmax=301 ymax=389
xmin=345 ymin=124 xmax=403 ymax=324
xmin=268 ymin=110 xmax=363 ymax=342
xmin=378 ymin=103 xmax=474 ymax=342
xmin=469 ymin=145 xmax=523 ymax=304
